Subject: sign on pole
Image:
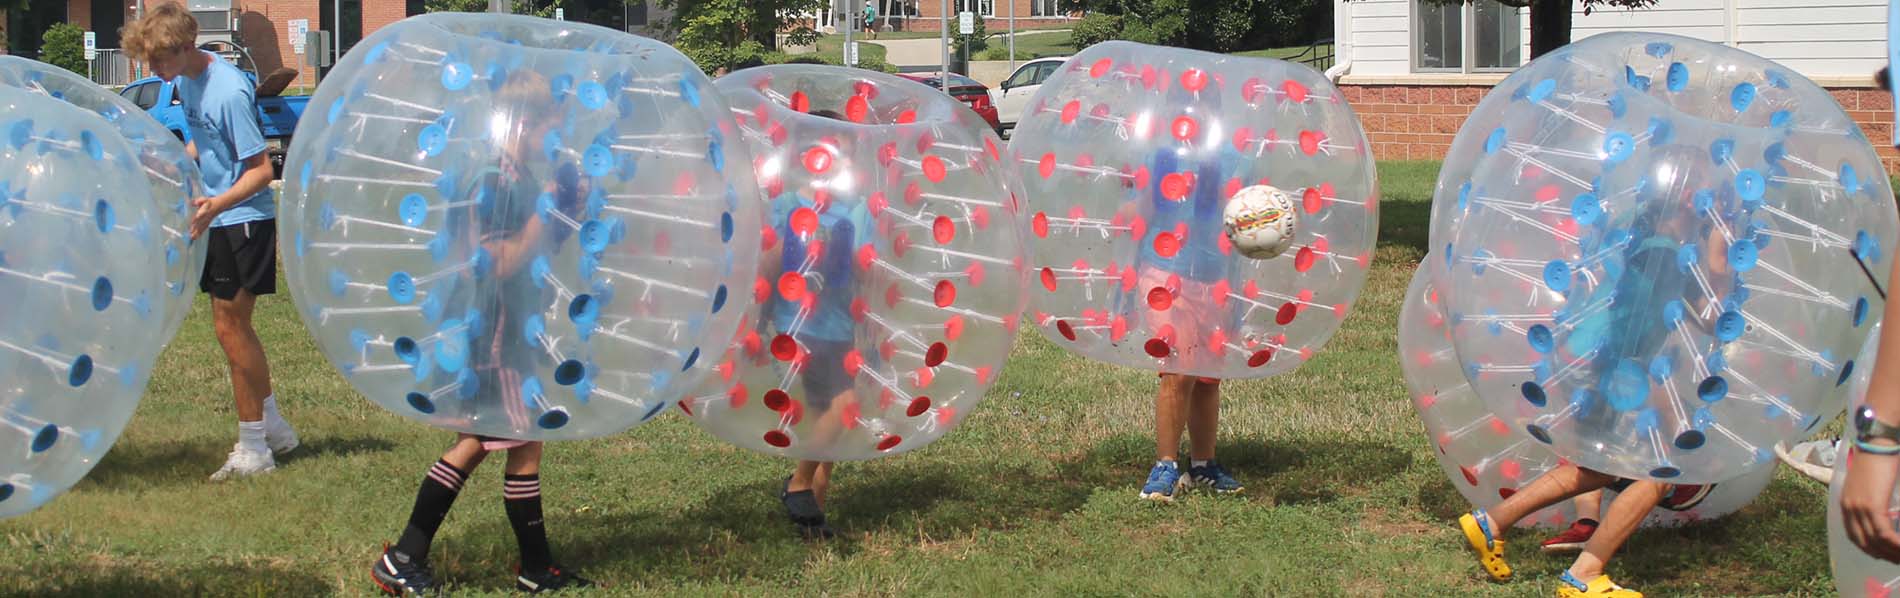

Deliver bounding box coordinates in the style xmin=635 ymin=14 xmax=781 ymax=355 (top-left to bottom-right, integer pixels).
xmin=554 ymin=7 xmax=564 ymax=20
xmin=83 ymin=32 xmax=97 ymax=60
xmin=844 ymin=41 xmax=859 ymax=66
xmin=958 ymin=11 xmax=974 ymax=35
xmin=288 ymin=19 xmax=309 ymax=55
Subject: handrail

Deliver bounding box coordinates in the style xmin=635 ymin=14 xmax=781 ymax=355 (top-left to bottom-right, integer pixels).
xmin=1287 ymin=37 xmax=1335 ymax=71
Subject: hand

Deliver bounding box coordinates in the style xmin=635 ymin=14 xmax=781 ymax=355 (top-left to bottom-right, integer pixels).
xmin=188 ymin=196 xmax=225 ymax=240
xmin=1842 ymin=447 xmax=1900 ymax=563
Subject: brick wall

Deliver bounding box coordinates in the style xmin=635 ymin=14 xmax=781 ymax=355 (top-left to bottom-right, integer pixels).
xmin=1341 ymin=84 xmax=1900 ymax=171
xmin=116 ymin=0 xmax=407 ymax=90
xmin=68 ymin=0 xmax=92 ymax=31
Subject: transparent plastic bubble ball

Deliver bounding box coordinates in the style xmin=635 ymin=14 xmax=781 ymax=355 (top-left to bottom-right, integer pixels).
xmin=281 ymin=14 xmax=761 ymax=440
xmin=1011 ymin=41 xmax=1378 ymax=379
xmin=682 ymin=65 xmax=1028 ymax=460
xmin=1828 ymin=325 xmax=1892 ymax=597
xmin=1402 ymin=260 xmax=1773 ymax=530
xmin=0 ymin=56 xmax=201 ymax=518
xmin=1435 ymin=32 xmax=1897 ymax=483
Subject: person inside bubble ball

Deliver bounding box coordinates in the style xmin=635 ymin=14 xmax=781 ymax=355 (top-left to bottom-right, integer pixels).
xmin=1121 ymin=145 xmax=1248 ymax=502
xmin=370 ymin=69 xmax=597 ymax=596
xmin=123 ymin=2 xmax=300 ymax=481
xmin=1834 ymin=60 xmax=1900 ymax=565
xmin=764 ymin=109 xmax=882 ymax=540
xmin=1460 ymin=158 xmax=1736 ymax=598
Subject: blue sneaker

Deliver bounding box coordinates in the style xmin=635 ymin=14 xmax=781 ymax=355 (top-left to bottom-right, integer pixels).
xmin=1139 ymin=460 xmax=1184 ymax=502
xmin=1186 ymin=461 xmax=1244 ymax=493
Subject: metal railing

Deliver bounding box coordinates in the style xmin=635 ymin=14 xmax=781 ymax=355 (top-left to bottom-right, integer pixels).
xmin=88 ymin=49 xmax=139 ymax=87
xmin=1289 ymin=38 xmax=1335 ymax=72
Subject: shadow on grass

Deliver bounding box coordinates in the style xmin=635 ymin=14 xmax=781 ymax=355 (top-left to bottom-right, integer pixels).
xmin=1376 ymin=197 xmax=1432 ymax=254
xmin=436 ymin=435 xmax=1412 ymax=591
xmin=11 ymin=560 xmax=331 ymax=597
xmin=78 ymin=435 xmax=395 ymax=491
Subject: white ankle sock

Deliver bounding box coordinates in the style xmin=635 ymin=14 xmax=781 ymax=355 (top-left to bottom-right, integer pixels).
xmin=238 ymin=421 xmax=267 ymax=453
xmin=1191 ymin=460 xmax=1210 ymax=468
xmin=262 ymin=395 xmax=284 ymax=426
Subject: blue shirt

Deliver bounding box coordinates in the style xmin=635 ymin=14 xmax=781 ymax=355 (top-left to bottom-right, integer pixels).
xmin=1136 ymin=147 xmax=1238 ymax=282
xmin=174 ymin=52 xmax=273 ymax=226
xmin=768 ymin=193 xmax=876 ymax=342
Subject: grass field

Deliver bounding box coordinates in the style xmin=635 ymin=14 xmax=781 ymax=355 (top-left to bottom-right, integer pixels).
xmin=0 ymin=161 xmax=1843 ymax=596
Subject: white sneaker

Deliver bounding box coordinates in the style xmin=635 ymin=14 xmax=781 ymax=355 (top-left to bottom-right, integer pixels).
xmin=209 ymin=446 xmax=276 ymax=482
xmin=265 ymin=418 xmax=300 ymax=455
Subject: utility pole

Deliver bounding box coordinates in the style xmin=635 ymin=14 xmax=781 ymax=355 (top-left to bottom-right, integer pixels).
xmin=843 ymin=0 xmax=854 ymax=66
xmin=489 ymin=0 xmax=509 ymax=13
xmin=939 ymin=0 xmax=949 ymax=91
xmin=1007 ymin=0 xmax=1015 ymax=74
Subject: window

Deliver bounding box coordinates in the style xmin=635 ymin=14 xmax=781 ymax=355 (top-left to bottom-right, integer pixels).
xmin=1415 ymin=0 xmax=1520 ymax=73
xmin=1030 ymin=0 xmax=1061 ymax=17
xmin=135 ymin=83 xmax=160 ymax=110
xmin=1004 ymin=63 xmax=1040 ymax=88
xmin=960 ymin=0 xmax=993 ymax=17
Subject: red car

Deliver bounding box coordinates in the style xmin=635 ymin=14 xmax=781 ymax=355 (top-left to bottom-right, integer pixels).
xmin=896 ymin=72 xmax=1001 ymax=132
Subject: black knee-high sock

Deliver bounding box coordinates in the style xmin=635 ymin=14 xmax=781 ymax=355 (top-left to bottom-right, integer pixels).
xmin=394 ymin=460 xmax=468 ymax=559
xmin=504 ymin=473 xmax=552 ymax=571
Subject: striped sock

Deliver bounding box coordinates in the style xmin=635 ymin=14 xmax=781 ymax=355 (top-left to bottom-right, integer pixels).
xmin=504 ymin=474 xmax=552 ymax=571
xmin=394 ymin=460 xmax=467 ymax=559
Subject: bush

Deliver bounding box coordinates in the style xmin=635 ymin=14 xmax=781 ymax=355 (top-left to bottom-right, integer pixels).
xmin=952 ymin=13 xmax=987 ymax=58
xmin=41 ymin=23 xmax=87 ymax=76
xmin=980 ymin=47 xmax=1036 ymax=61
xmin=1069 ymin=13 xmax=1121 ymax=50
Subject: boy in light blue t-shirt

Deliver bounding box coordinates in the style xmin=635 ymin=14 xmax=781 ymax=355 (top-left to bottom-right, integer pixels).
xmin=124 ymin=3 xmax=297 ymax=481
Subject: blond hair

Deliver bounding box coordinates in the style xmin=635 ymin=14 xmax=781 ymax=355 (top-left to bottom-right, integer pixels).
xmin=121 ymin=3 xmax=198 ymax=63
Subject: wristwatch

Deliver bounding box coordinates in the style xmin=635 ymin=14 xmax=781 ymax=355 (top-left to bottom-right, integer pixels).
xmin=1854 ymin=405 xmax=1900 ymax=455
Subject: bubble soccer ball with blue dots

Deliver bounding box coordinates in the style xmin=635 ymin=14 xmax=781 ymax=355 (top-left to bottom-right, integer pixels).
xmin=0 ymin=56 xmax=203 ymax=518
xmin=280 ymin=14 xmax=761 ymax=440
xmin=1432 ymin=32 xmax=1899 ymax=484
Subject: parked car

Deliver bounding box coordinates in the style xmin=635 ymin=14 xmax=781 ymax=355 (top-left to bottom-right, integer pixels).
xmin=896 ymin=72 xmax=1000 ymax=132
xmin=992 ymin=56 xmax=1070 ymax=135
xmin=119 ymin=73 xmax=308 ymax=179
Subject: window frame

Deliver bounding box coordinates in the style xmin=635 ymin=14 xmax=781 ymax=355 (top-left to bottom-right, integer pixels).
xmin=1412 ymin=0 xmax=1521 ymax=75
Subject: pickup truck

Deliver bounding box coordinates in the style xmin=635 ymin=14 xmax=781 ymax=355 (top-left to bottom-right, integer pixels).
xmin=119 ymin=71 xmax=308 ymax=179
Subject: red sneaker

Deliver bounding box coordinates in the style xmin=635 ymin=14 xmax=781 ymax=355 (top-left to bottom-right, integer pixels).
xmin=1540 ymin=519 xmax=1598 ymax=553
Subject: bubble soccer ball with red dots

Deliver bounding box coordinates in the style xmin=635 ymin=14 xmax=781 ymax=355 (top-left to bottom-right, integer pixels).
xmin=0 ymin=57 xmax=204 ymax=518
xmin=1434 ymin=32 xmax=1898 ymax=484
xmin=1009 ymin=41 xmax=1378 ymax=379
xmin=1828 ymin=326 xmax=1894 ymax=598
xmin=680 ymin=65 xmax=1027 ymax=460
xmin=1402 ymin=260 xmax=1774 ymax=530
xmin=280 ymin=14 xmax=761 ymax=440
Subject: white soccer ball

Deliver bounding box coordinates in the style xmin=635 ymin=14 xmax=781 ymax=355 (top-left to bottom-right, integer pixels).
xmin=1224 ymin=185 xmax=1299 ymax=259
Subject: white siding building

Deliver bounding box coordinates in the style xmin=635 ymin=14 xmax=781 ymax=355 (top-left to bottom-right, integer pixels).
xmin=1333 ymin=0 xmax=1885 ymax=85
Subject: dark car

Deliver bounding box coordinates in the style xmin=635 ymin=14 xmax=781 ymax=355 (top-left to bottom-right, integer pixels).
xmin=896 ymin=72 xmax=1001 ymax=132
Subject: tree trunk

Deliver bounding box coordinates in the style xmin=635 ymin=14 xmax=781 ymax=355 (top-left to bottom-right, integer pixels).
xmin=1527 ymin=0 xmax=1572 ymax=59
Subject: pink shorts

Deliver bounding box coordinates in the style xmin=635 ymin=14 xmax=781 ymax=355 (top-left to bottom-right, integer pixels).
xmin=478 ymin=437 xmax=532 ymax=451
xmin=1136 ymin=269 xmax=1225 ymax=372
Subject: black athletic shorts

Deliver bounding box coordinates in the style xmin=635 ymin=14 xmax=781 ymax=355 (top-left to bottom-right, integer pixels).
xmin=800 ymin=339 xmax=856 ymax=411
xmin=200 ymin=220 xmax=277 ymax=300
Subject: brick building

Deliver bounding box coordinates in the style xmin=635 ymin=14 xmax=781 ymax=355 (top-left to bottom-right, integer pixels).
xmin=1332 ymin=0 xmax=1900 ymax=169
xmin=864 ymin=0 xmax=1075 ymax=33
xmin=57 ymin=0 xmax=670 ymax=88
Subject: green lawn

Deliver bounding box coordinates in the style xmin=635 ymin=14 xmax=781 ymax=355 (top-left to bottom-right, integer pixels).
xmin=1233 ymin=43 xmax=1336 ymax=63
xmin=0 ymin=161 xmax=1840 ymax=596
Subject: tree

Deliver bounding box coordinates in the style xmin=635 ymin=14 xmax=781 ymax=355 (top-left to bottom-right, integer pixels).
xmin=425 ymin=0 xmax=556 ymax=17
xmin=1415 ymin=0 xmax=1656 ymax=59
xmin=656 ymin=0 xmax=826 ymax=65
xmin=1059 ymin=0 xmax=1261 ymax=53
xmin=41 ymin=22 xmax=84 ymax=75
